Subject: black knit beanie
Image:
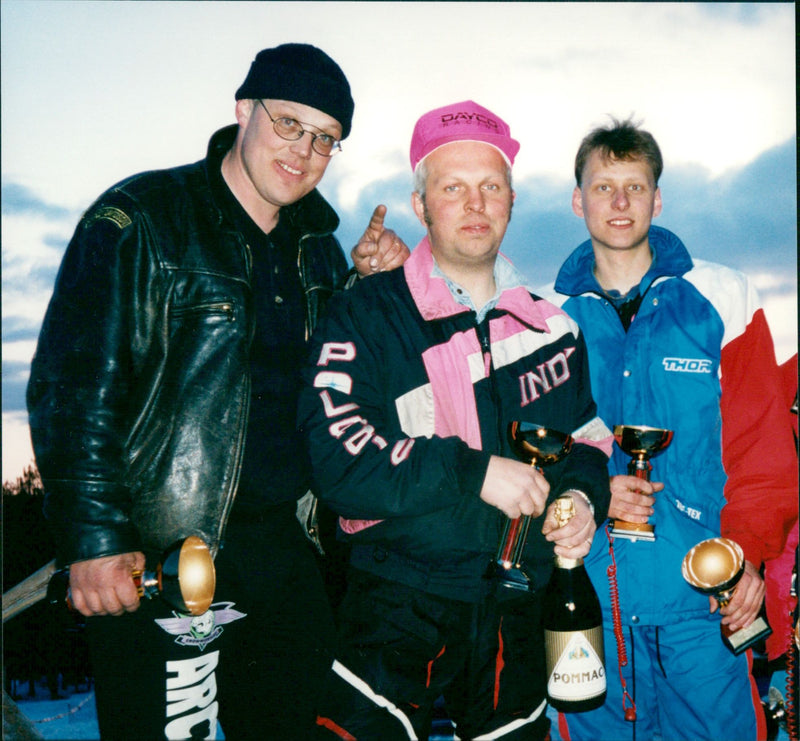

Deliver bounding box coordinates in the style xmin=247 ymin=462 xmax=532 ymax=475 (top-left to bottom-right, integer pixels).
xmin=235 ymin=43 xmax=354 ymax=140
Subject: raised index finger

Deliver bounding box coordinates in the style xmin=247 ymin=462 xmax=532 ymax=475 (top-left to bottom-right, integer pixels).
xmin=363 ymin=204 xmax=387 ymax=241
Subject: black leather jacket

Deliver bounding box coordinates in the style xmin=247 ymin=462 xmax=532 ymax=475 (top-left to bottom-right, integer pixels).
xmin=27 ymin=125 xmax=348 ymax=567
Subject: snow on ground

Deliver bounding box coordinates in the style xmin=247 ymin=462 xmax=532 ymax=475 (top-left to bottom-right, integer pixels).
xmin=10 ymin=680 xmax=226 ymax=740
xmin=12 ymin=685 xmax=98 ymax=740
xmin=10 ymin=675 xmax=792 ymax=740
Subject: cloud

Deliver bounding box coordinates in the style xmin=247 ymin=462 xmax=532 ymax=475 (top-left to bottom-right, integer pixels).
xmin=760 ymin=290 xmax=798 ymax=365
xmin=696 ymin=3 xmax=770 ymax=22
xmin=332 ymin=2 xmax=795 ymax=198
xmin=2 ymin=195 xmax=77 ymax=271
xmin=1 ymin=183 xmax=72 ymax=220
xmin=327 ymin=135 xmax=796 ymax=270
xmin=1 ymin=1 xmax=795 ymax=479
xmin=659 ymin=139 xmax=797 ymax=273
xmin=2 ymin=3 xmax=794 ymax=209
xmin=2 ymin=209 xmax=75 ymax=338
xmin=2 ymin=412 xmax=35 ymax=483
xmin=324 ymin=136 xmax=796 ymax=363
xmin=2 ymin=361 xmax=31 ymax=419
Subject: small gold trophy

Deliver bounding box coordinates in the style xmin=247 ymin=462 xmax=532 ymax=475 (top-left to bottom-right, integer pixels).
xmin=611 ymin=424 xmax=673 ymax=541
xmin=682 ymin=537 xmax=772 ymax=654
xmin=135 ymin=535 xmax=217 ymax=615
xmin=493 ymin=422 xmax=573 ymax=592
xmin=51 ymin=535 xmax=217 ymax=616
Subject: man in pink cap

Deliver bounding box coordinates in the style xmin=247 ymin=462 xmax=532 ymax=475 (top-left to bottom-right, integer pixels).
xmin=299 ymin=100 xmax=612 ymax=739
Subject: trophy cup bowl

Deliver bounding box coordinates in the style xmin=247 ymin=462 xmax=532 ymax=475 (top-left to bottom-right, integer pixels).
xmin=51 ymin=535 xmax=216 ymax=616
xmin=611 ymin=424 xmax=673 ymax=541
xmin=494 ymin=422 xmax=573 ymax=593
xmin=140 ymin=535 xmax=217 ymax=616
xmin=682 ymin=537 xmax=772 ymax=654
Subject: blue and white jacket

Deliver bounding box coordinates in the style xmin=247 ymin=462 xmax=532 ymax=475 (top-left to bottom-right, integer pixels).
xmin=547 ymin=225 xmax=796 ymax=624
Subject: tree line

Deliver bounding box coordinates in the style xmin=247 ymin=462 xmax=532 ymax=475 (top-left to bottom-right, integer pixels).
xmin=3 ymin=465 xmax=92 ymax=700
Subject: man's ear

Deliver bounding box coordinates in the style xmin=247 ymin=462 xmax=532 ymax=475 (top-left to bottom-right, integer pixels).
xmin=411 ymin=191 xmax=428 ymax=228
xmin=653 ymin=187 xmax=663 ymax=219
xmin=234 ymin=98 xmax=255 ymax=128
xmin=571 ymin=186 xmax=584 ymax=218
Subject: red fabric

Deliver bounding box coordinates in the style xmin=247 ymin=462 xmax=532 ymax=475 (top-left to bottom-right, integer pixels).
xmin=719 ymin=314 xmax=798 ymax=568
xmin=494 ymin=619 xmax=505 ymax=710
xmin=558 ymin=710 xmax=572 ymax=740
xmin=780 ymin=353 xmax=799 ymax=440
xmin=746 ymin=649 xmax=769 ymax=740
xmin=316 ymin=716 xmax=357 ymax=740
xmin=763 ymin=353 xmax=798 ymax=661
xmin=426 ymin=645 xmax=446 ymax=688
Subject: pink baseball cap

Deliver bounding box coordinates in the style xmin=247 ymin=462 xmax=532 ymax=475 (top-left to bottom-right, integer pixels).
xmin=409 ymin=100 xmax=520 ymax=171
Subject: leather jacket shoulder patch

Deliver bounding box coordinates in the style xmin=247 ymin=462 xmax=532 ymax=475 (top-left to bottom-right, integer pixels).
xmin=84 ymin=205 xmax=132 ymax=230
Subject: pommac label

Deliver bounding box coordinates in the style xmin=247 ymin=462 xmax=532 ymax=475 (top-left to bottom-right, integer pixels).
xmin=545 ymin=628 xmax=606 ymax=701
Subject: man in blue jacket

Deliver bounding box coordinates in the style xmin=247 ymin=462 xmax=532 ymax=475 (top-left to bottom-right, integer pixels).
xmin=549 ymin=118 xmax=796 ymax=741
xmin=299 ymin=101 xmax=613 ymax=740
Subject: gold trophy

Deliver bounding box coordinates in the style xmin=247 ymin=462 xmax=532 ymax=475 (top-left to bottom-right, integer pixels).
xmin=50 ymin=535 xmax=216 ymax=616
xmin=611 ymin=424 xmax=673 ymax=541
xmin=682 ymin=536 xmax=772 ymax=654
xmin=493 ymin=422 xmax=573 ymax=592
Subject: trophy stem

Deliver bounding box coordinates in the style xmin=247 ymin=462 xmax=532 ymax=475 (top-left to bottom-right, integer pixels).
xmin=628 ymin=458 xmax=652 ymax=479
xmin=132 ymin=570 xmax=161 ymax=600
xmin=610 ymin=457 xmax=655 ymax=540
xmin=714 ymin=589 xmax=734 ymax=609
xmin=497 ymin=515 xmax=533 ymax=567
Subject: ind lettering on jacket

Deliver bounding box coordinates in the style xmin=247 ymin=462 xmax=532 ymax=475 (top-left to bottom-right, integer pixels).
xmin=519 ymin=347 xmax=576 ymax=406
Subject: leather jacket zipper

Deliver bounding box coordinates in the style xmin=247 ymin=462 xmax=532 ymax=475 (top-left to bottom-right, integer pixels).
xmin=172 ymin=301 xmax=236 ymax=320
xmin=297 ymin=234 xmax=311 ymax=341
xmin=217 ymin=240 xmax=253 ymax=554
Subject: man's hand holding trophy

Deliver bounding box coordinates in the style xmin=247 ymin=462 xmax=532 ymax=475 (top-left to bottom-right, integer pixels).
xmin=609 ymin=425 xmax=672 ymax=542
xmin=492 ymin=422 xmax=573 ymax=593
xmin=682 ymin=536 xmax=771 ymax=654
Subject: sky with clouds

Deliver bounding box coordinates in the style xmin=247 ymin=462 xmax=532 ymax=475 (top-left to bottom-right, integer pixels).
xmin=1 ymin=1 xmax=796 ymax=480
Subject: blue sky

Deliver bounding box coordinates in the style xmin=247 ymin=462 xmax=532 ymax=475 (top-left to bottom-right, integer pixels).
xmin=1 ymin=1 xmax=796 ymax=479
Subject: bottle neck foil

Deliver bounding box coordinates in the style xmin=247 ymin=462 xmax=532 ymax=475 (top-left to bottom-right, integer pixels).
xmin=554 ymin=555 xmax=584 ymax=569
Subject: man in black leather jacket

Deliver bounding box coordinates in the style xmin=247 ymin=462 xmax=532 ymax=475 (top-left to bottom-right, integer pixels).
xmin=26 ymin=43 xmax=406 ymax=740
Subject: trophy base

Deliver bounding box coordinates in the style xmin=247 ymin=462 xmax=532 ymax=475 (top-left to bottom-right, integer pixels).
xmin=609 ymin=520 xmax=655 ymax=542
xmin=722 ymin=616 xmax=772 ymax=655
xmin=492 ymin=562 xmax=533 ymax=594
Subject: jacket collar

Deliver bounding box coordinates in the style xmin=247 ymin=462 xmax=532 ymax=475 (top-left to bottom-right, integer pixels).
xmin=404 ymin=237 xmax=550 ymax=331
xmin=205 ymin=125 xmax=340 ymax=237
xmin=554 ymin=225 xmax=694 ymax=298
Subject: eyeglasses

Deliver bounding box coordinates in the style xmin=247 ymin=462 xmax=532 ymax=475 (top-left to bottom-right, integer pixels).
xmin=258 ymin=101 xmax=342 ymax=157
